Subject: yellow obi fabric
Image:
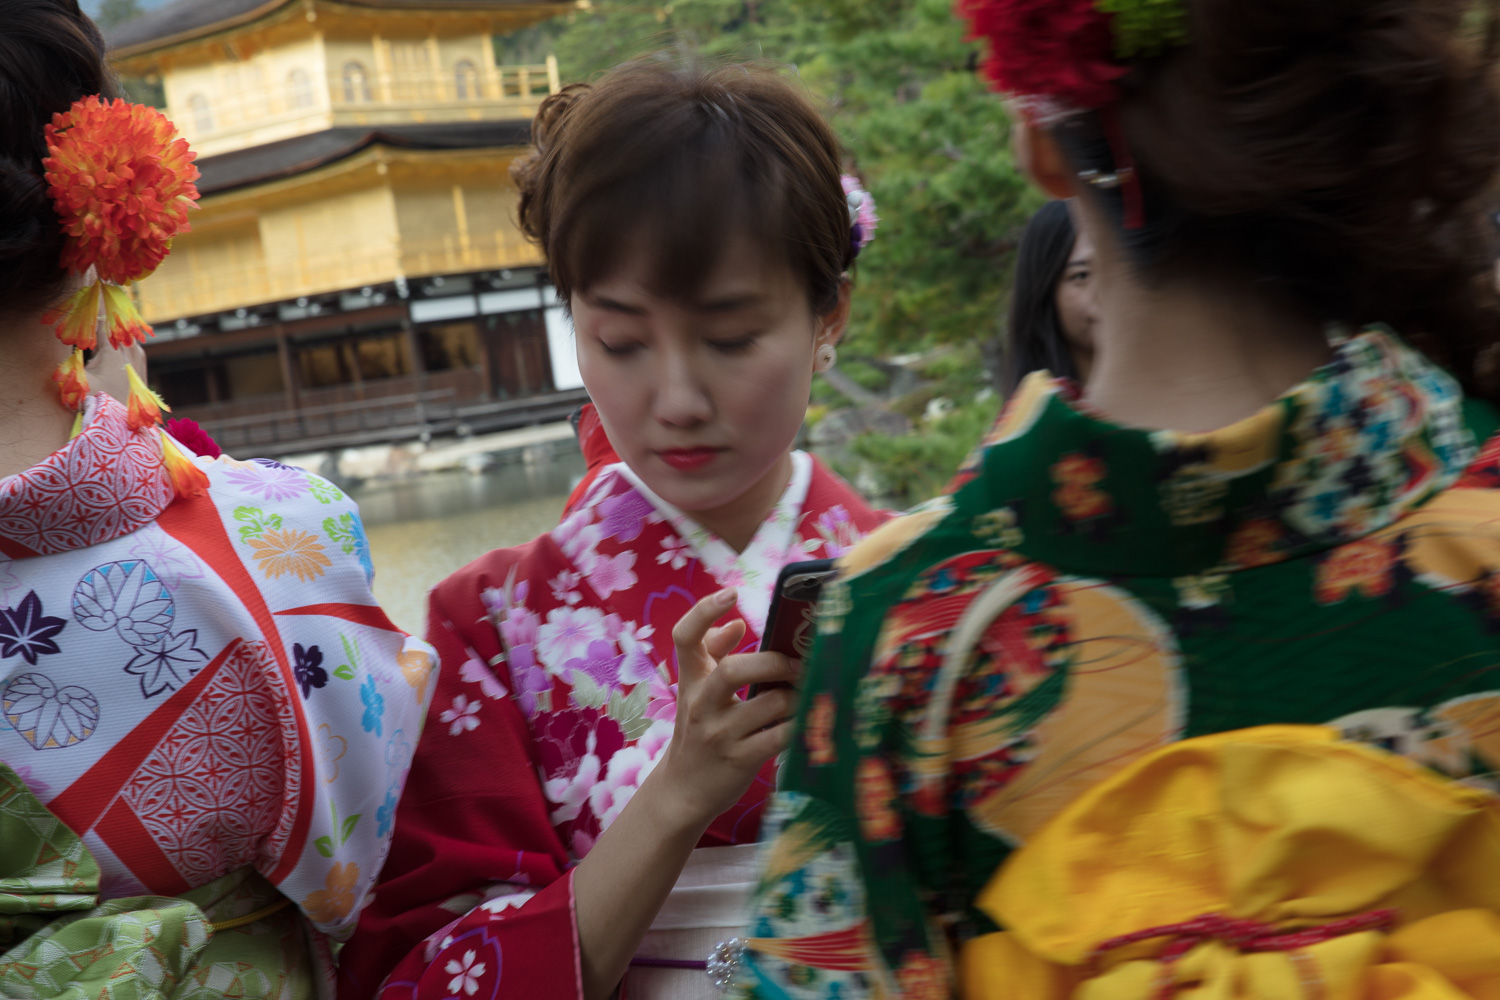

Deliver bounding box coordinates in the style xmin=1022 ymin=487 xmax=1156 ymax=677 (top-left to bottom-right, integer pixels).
xmin=962 ymin=726 xmax=1500 ymax=1000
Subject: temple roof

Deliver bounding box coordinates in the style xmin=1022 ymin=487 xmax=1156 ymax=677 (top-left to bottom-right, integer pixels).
xmin=106 ymin=0 xmax=568 ymax=57
xmin=195 ymin=120 xmax=530 ymax=194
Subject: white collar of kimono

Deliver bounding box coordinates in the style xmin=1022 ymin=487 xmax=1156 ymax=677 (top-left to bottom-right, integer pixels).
xmin=611 ymin=450 xmax=813 ymax=639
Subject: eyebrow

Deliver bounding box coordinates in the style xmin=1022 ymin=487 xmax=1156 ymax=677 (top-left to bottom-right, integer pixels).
xmin=692 ymin=293 xmax=768 ymax=313
xmin=1067 ymin=257 xmax=1092 ymax=269
xmin=587 ymin=295 xmax=648 ymax=315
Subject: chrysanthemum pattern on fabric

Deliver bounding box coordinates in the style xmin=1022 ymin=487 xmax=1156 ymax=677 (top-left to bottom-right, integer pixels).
xmin=0 ymin=394 xmax=434 ymax=997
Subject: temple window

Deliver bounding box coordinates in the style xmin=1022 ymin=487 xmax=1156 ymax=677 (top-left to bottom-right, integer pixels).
xmin=454 ymin=60 xmax=481 ymax=100
xmin=342 ymin=61 xmax=372 ymax=104
xmin=287 ymin=67 xmax=315 ymax=109
xmin=187 ymin=93 xmax=213 ymax=132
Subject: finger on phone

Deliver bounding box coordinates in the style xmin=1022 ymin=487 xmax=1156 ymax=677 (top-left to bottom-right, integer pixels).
xmin=735 ymin=684 xmax=796 ymax=736
xmin=672 ymin=588 xmax=738 ymax=651
xmin=741 ymin=718 xmax=795 ymax=763
xmin=705 ymin=619 xmax=746 ymax=661
xmin=717 ymin=650 xmax=797 ymax=690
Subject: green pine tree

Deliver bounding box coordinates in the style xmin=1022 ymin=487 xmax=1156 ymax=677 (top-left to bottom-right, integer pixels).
xmin=95 ymin=0 xmax=145 ymax=30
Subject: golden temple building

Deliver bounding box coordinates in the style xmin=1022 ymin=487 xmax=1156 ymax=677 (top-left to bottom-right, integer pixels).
xmin=106 ymin=0 xmax=583 ymax=456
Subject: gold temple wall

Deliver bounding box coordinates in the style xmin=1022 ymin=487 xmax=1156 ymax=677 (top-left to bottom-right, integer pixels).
xmin=137 ymin=147 xmax=543 ymax=323
xmin=118 ymin=3 xmax=559 ymax=158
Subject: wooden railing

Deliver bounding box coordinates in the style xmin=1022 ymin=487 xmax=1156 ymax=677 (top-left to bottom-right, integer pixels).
xmin=138 ymin=232 xmax=544 ymax=322
xmin=185 ymin=381 xmax=591 ymax=457
xmin=171 ymin=59 xmax=557 ymax=148
xmin=197 ymin=387 xmax=460 ymax=453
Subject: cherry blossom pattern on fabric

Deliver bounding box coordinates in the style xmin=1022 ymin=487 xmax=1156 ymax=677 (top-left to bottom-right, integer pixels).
xmin=0 ymin=395 xmax=174 ymax=558
xmin=439 ymin=926 xmax=503 ymax=999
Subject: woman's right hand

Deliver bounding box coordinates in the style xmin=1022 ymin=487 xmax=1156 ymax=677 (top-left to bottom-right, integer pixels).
xmin=658 ymin=588 xmax=799 ymax=829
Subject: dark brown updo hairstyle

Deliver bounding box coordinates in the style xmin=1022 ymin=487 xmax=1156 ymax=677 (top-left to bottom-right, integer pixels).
xmin=512 ymin=60 xmax=852 ymax=316
xmin=1050 ymin=0 xmax=1500 ymax=402
xmin=0 ymin=0 xmax=116 ymax=320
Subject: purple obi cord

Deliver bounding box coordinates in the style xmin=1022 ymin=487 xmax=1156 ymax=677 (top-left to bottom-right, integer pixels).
xmin=629 ymin=957 xmax=709 ymax=970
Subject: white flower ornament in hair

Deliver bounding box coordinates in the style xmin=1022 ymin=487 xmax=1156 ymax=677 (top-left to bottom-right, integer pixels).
xmin=843 ymin=174 xmax=878 ymax=258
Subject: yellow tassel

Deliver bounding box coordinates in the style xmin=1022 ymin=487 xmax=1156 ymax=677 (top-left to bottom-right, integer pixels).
xmin=124 ymin=362 xmax=169 ymax=431
xmin=160 ymin=431 xmax=209 ymax=499
xmin=51 ymin=349 xmax=89 ymax=411
xmin=101 ymin=283 xmax=152 ymax=348
xmin=44 ymin=282 xmax=102 ymax=352
xmin=70 ymin=411 xmax=84 ymax=440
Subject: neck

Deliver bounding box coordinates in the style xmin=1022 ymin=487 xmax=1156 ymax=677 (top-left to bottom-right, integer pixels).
xmin=1082 ymin=268 xmax=1331 ymax=433
xmin=684 ymin=451 xmax=793 ymax=553
xmin=0 ymin=316 xmax=76 ymax=480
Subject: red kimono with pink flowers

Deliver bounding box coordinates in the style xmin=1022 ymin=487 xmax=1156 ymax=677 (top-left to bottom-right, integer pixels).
xmin=338 ymin=455 xmax=886 ymax=1000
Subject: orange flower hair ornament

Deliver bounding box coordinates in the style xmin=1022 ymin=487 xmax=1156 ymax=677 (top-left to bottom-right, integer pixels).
xmin=123 ymin=362 xmax=208 ymax=496
xmin=41 ymin=96 xmax=199 ymax=409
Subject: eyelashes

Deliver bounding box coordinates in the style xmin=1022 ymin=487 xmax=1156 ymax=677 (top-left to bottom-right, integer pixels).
xmin=597 ymin=334 xmax=761 ymax=357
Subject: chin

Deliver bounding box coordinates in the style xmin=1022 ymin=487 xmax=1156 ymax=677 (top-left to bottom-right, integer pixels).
xmin=642 ymin=471 xmax=751 ymax=515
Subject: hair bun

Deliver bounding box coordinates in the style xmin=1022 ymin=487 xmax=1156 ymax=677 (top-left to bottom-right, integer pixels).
xmin=0 ymin=155 xmax=51 ymax=264
xmin=512 ymin=83 xmax=592 ymax=243
xmin=531 ymin=83 xmax=591 ymax=155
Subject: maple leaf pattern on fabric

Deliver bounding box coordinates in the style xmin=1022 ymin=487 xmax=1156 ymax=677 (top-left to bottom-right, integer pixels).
xmin=122 ymin=628 xmax=208 ymax=698
xmin=0 ymin=591 xmax=66 ymax=665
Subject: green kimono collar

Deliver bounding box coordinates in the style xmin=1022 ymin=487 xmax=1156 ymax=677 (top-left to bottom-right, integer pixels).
xmin=959 ymin=327 xmax=1480 ymax=579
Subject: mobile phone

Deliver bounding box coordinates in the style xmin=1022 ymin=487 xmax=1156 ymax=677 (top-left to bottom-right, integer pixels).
xmin=749 ymin=559 xmax=837 ymax=698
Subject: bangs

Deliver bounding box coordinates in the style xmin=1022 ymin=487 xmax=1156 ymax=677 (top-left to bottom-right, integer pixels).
xmin=552 ymin=108 xmax=796 ymax=304
xmin=517 ymin=61 xmax=850 ymax=315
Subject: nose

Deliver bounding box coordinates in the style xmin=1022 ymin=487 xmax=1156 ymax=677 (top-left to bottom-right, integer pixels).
xmin=651 ymin=344 xmax=713 ymax=428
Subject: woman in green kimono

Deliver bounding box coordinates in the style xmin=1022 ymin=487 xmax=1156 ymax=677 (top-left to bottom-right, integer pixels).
xmin=725 ymin=0 xmax=1500 ymax=996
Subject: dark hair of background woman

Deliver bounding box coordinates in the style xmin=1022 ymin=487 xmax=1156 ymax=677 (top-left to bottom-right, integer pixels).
xmin=1004 ymin=200 xmax=1081 ymax=394
xmin=0 ymin=0 xmax=116 ymax=319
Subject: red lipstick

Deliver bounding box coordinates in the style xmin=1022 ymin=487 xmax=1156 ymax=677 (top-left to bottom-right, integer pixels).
xmin=657 ymin=448 xmax=722 ymax=470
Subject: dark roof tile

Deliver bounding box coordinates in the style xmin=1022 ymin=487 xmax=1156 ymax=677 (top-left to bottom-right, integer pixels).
xmin=107 ymin=0 xmax=567 ymax=56
xmin=194 ymin=120 xmax=531 ymax=195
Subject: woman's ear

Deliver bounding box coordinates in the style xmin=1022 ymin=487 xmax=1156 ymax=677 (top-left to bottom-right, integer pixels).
xmin=1015 ymin=121 xmax=1076 ymax=201
xmin=818 ymin=278 xmax=852 ymax=350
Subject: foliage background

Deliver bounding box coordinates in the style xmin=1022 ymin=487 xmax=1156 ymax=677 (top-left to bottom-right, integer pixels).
xmin=102 ymin=0 xmax=1045 ymax=506
xmin=519 ymin=0 xmax=1043 ymax=503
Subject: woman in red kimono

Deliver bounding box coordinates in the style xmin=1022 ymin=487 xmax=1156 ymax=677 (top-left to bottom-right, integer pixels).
xmin=338 ymin=62 xmax=888 ymax=1000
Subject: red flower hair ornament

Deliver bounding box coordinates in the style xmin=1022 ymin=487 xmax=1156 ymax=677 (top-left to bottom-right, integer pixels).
xmin=956 ymin=0 xmax=1187 ymax=227
xmin=40 ymin=96 xmax=207 ymax=499
xmin=956 ymin=0 xmax=1188 ymax=118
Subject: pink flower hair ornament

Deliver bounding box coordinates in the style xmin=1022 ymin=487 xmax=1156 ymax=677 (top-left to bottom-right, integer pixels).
xmin=843 ymin=174 xmax=878 ymax=261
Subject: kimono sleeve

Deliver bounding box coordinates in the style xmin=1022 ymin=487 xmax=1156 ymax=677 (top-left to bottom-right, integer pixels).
xmin=337 ymin=563 xmax=584 ymax=1000
xmin=213 ymin=471 xmax=439 ymax=942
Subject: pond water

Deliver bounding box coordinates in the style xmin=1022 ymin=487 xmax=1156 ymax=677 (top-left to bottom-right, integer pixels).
xmin=348 ymin=448 xmax=587 ymax=636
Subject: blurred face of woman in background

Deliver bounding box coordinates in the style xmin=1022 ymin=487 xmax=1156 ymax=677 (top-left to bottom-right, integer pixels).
xmin=1054 ymin=228 xmax=1097 ymax=381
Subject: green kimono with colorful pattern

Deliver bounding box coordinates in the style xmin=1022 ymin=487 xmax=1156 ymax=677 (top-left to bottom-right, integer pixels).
xmin=733 ymin=328 xmax=1500 ymax=1000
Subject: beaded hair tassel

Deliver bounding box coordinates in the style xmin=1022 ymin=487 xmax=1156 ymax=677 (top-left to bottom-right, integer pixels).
xmin=41 ymin=95 xmax=205 ymax=497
